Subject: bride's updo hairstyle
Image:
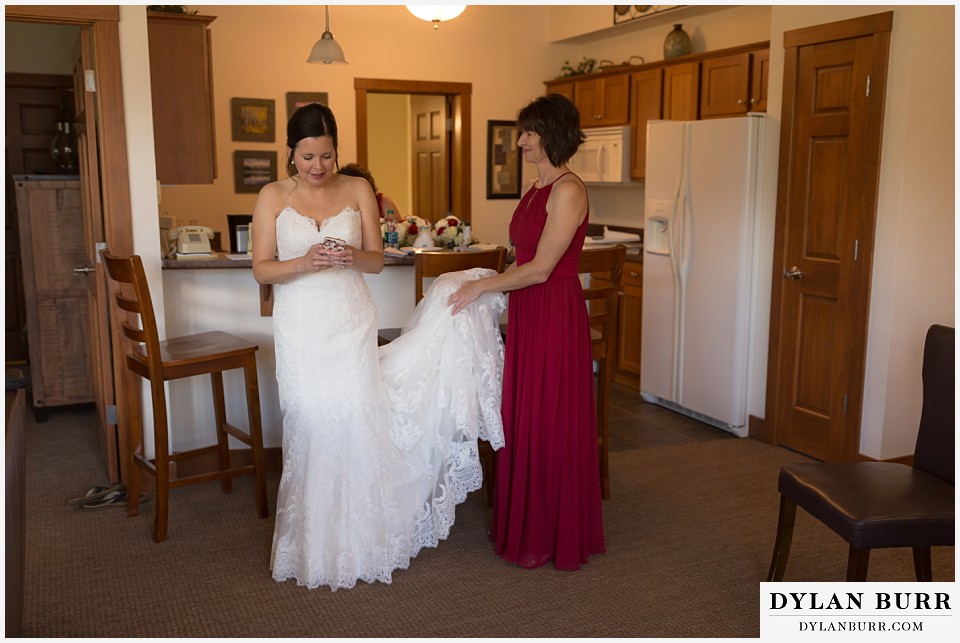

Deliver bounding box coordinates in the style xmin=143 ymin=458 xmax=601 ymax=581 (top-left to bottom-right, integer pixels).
xmin=286 ymin=102 xmax=339 ymax=175
xmin=516 ymin=93 xmax=586 ymax=168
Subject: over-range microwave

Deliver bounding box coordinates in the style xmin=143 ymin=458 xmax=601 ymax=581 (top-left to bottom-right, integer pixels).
xmin=568 ymin=125 xmax=632 ymax=184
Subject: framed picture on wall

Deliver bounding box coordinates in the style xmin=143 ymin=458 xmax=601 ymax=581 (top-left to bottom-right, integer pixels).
xmin=286 ymin=92 xmax=329 ymax=120
xmin=486 ymin=120 xmax=522 ymax=199
xmin=233 ymin=150 xmax=277 ymax=193
xmin=230 ymin=97 xmax=275 ymax=142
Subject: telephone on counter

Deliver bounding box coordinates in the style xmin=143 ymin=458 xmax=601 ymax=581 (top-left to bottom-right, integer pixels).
xmin=169 ymin=226 xmax=215 ymax=255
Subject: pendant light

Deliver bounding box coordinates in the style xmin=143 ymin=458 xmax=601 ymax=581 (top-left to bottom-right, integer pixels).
xmin=307 ymin=5 xmax=348 ymax=64
xmin=406 ymin=5 xmax=466 ymax=30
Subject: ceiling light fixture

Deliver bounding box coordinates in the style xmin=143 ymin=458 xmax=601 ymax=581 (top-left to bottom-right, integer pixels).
xmin=406 ymin=5 xmax=466 ymax=30
xmin=307 ymin=5 xmax=348 ymax=64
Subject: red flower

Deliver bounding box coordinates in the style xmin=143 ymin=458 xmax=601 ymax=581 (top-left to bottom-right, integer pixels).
xmin=446 ymin=217 xmax=458 ymax=226
xmin=409 ymin=223 xmax=418 ymax=234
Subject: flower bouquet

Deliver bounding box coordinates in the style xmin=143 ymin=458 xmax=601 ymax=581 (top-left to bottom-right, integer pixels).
xmin=433 ymin=216 xmax=476 ymax=249
xmin=380 ymin=215 xmax=432 ymax=247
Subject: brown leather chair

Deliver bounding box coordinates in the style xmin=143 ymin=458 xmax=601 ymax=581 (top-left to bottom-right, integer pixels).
xmin=100 ymin=251 xmax=269 ymax=542
xmin=579 ymin=244 xmax=627 ymax=499
xmin=766 ymin=324 xmax=955 ymax=581
xmin=379 ymin=247 xmax=508 ymax=504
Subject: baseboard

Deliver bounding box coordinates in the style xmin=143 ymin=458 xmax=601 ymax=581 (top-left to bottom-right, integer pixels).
xmin=748 ymin=414 xmax=773 ymax=444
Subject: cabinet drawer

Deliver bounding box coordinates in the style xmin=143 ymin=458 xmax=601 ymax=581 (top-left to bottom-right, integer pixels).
xmin=622 ymin=262 xmax=643 ymax=288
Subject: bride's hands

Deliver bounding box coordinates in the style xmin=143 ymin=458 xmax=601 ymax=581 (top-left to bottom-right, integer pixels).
xmin=302 ymin=244 xmax=355 ymax=271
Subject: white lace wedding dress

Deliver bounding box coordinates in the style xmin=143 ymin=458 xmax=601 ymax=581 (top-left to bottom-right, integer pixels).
xmin=269 ymin=206 xmax=506 ymax=590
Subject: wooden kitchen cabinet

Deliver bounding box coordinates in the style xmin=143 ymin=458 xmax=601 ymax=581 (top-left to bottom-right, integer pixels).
xmin=590 ymin=257 xmax=643 ymax=387
xmin=700 ymin=49 xmax=769 ymax=118
xmin=749 ymin=48 xmax=770 ymax=112
xmin=629 ymin=68 xmax=663 ymax=180
xmin=550 ymin=80 xmax=574 ymax=102
xmin=14 ymin=178 xmax=94 ymax=410
xmin=147 ymin=13 xmax=217 ymax=184
xmin=573 ymin=72 xmax=630 ymax=128
xmin=662 ymin=61 xmax=700 ymax=121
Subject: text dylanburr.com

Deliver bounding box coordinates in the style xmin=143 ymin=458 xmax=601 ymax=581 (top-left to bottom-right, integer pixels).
xmin=760 ymin=582 xmax=955 ymax=639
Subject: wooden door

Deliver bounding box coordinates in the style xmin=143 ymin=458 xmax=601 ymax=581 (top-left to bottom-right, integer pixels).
xmin=14 ymin=178 xmax=94 ymax=408
xmin=5 ymin=73 xmax=74 ymax=363
xmin=411 ymin=94 xmax=448 ymax=220
xmin=767 ymin=13 xmax=892 ymax=461
xmin=74 ymin=29 xmax=119 ymax=480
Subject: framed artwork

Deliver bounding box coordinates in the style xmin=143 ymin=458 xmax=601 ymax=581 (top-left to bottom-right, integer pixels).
xmin=286 ymin=91 xmax=329 ymax=120
xmin=233 ymin=150 xmax=277 ymax=193
xmin=230 ymin=97 xmax=275 ymax=142
xmin=613 ymin=5 xmax=679 ymax=25
xmin=486 ymin=120 xmax=522 ymax=199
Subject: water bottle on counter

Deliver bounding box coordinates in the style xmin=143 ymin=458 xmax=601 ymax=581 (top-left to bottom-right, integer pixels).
xmin=385 ymin=209 xmax=399 ymax=248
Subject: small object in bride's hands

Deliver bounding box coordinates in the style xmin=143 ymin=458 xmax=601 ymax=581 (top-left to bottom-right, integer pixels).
xmin=322 ymin=236 xmax=346 ymax=252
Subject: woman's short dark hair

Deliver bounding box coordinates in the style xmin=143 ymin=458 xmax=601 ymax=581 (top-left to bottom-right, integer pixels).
xmin=286 ymin=102 xmax=339 ymax=172
xmin=339 ymin=163 xmax=377 ymax=192
xmin=517 ymin=94 xmax=585 ymax=167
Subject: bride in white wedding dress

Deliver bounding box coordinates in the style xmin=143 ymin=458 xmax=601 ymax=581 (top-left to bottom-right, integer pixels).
xmin=252 ymin=103 xmax=505 ymax=590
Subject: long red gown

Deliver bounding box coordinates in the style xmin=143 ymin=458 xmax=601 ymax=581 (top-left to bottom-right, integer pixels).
xmin=491 ymin=173 xmax=606 ymax=570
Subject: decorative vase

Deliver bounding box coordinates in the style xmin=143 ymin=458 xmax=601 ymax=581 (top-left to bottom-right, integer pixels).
xmin=413 ymin=228 xmax=436 ymax=249
xmin=50 ymin=121 xmax=78 ymax=172
xmin=663 ymin=24 xmax=692 ymax=60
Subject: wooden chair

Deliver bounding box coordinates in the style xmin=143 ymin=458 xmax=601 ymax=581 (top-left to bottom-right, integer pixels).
xmin=378 ymin=247 xmax=508 ymax=344
xmin=766 ymin=324 xmax=955 ymax=581
xmin=99 ymin=251 xmax=269 ymax=542
xmin=378 ymin=247 xmax=508 ymax=504
xmin=579 ymin=245 xmax=627 ymax=500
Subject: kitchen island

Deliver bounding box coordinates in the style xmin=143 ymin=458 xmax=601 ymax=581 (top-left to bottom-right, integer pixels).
xmin=160 ymin=254 xmax=420 ymax=451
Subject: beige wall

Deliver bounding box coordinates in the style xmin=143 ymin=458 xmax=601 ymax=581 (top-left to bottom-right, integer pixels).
xmin=367 ymin=93 xmax=411 ymax=215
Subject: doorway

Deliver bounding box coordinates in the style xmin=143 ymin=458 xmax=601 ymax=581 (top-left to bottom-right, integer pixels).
xmin=355 ymin=78 xmax=472 ymax=221
xmin=5 ymin=6 xmax=135 ymax=484
xmin=765 ymin=12 xmax=892 ymax=462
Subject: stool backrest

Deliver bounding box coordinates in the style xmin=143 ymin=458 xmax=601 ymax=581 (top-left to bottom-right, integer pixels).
xmin=99 ymin=251 xmax=163 ymax=375
xmin=414 ymin=247 xmax=507 ymax=303
xmin=913 ymin=324 xmax=955 ymax=484
xmin=578 ymin=244 xmax=627 ymax=356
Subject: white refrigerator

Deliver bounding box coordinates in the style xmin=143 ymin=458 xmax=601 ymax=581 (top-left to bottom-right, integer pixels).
xmin=641 ymin=114 xmax=766 ymax=437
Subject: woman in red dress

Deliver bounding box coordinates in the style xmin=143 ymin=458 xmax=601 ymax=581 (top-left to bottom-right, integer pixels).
xmin=448 ymin=94 xmax=605 ymax=570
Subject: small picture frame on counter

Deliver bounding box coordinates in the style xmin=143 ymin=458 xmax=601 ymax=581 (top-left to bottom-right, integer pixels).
xmin=233 ymin=151 xmax=277 ymax=194
xmin=486 ymin=120 xmax=522 ymax=199
xmin=230 ymin=97 xmax=275 ymax=142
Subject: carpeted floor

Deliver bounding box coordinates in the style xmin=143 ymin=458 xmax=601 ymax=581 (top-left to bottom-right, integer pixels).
xmin=21 ymin=406 xmax=954 ymax=638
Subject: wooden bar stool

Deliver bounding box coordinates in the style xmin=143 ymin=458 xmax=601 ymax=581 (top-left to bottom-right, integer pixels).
xmin=100 ymin=251 xmax=269 ymax=542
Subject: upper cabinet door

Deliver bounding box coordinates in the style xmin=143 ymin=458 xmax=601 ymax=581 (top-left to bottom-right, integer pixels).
xmin=575 ymin=74 xmax=630 ymax=128
xmin=749 ymin=49 xmax=770 ymax=112
xmin=700 ymin=52 xmax=751 ymax=118
xmin=663 ymin=62 xmax=700 ymax=121
xmin=629 ymin=68 xmax=663 ymax=180
xmin=148 ymin=13 xmax=217 ymax=184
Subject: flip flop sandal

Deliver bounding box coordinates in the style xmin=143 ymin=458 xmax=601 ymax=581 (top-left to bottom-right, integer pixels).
xmin=81 ymin=490 xmax=148 ymax=511
xmin=66 ymin=483 xmax=123 ymax=506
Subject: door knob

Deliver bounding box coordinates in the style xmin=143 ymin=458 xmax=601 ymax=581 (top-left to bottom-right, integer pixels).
xmin=73 ymin=266 xmax=95 ymax=274
xmin=784 ymin=266 xmax=803 ymax=280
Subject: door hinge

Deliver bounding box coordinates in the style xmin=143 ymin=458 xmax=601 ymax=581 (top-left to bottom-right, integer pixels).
xmin=107 ymin=404 xmax=118 ymax=424
xmin=445 ymin=118 xmax=454 ymax=132
xmin=854 ymin=239 xmax=859 ymax=261
xmin=84 ymin=70 xmax=97 ymax=92
xmin=866 ymin=75 xmax=871 ymax=98
xmin=842 ymin=394 xmax=848 ymax=416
